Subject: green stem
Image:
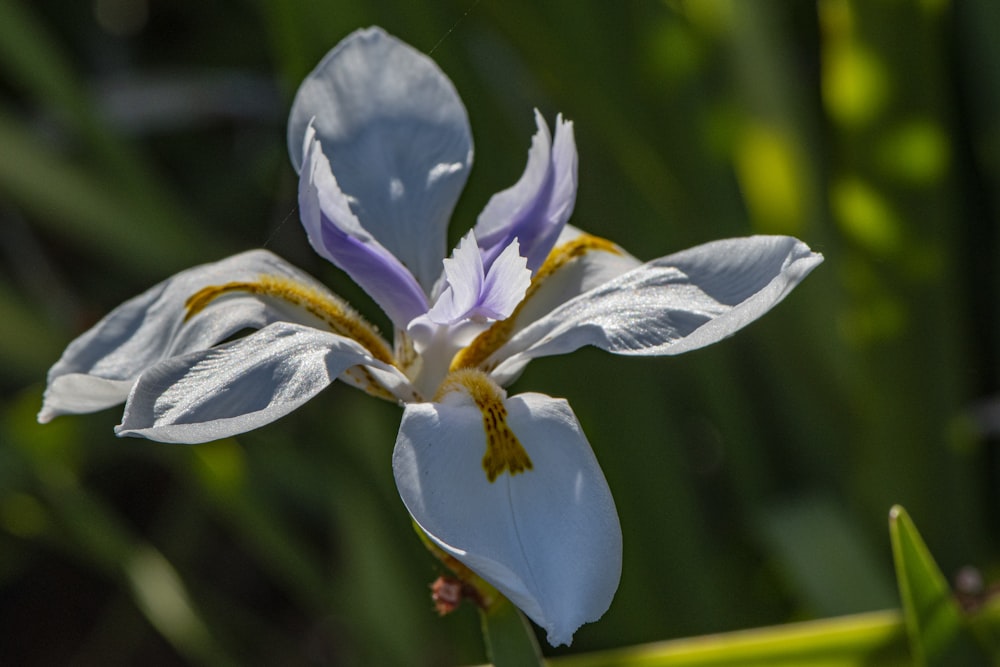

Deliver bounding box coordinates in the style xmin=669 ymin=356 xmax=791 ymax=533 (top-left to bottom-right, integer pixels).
xmin=410 ymin=521 xmax=545 ymax=665
xmin=480 ymin=596 xmax=545 ymax=667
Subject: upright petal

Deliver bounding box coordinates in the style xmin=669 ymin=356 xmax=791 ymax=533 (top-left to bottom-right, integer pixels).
xmin=300 ymin=125 xmax=429 ymax=328
xmin=424 ymin=231 xmax=485 ymax=325
xmin=116 ymin=322 xmax=398 ymax=443
xmin=487 ymin=236 xmax=823 ymax=384
xmin=287 ymin=27 xmax=473 ymax=291
xmin=393 ymin=383 xmax=621 ymax=646
xmin=478 ymin=238 xmax=532 ymax=320
xmin=425 ymin=232 xmax=531 ymax=325
xmin=39 ymin=250 xmax=348 ymax=422
xmin=475 ymin=112 xmax=578 ymax=273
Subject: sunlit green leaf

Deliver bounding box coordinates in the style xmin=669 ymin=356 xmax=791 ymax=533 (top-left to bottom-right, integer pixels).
xmin=546 ymin=610 xmax=908 ymax=666
xmin=888 ymin=505 xmax=986 ymax=666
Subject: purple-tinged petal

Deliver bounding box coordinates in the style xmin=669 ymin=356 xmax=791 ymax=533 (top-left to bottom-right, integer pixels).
xmin=425 ymin=232 xmax=530 ymax=325
xmin=475 ymin=112 xmax=578 ymax=273
xmin=288 ymin=27 xmax=473 ymax=291
xmin=424 ymin=232 xmax=483 ymax=325
xmin=478 ymin=238 xmax=531 ymax=320
xmin=299 ymin=126 xmax=428 ymax=328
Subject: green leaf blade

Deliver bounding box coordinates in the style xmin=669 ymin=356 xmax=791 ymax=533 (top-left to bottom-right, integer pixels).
xmin=888 ymin=505 xmax=987 ymax=666
xmin=549 ymin=610 xmax=908 ymax=667
xmin=480 ymin=597 xmax=545 ymax=667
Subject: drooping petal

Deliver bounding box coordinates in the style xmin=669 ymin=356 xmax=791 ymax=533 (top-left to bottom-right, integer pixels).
xmin=116 ymin=322 xmax=397 ymax=443
xmin=393 ymin=388 xmax=621 ymax=646
xmin=475 ymin=112 xmax=578 ymax=273
xmin=287 ymin=26 xmax=473 ymax=291
xmin=299 ymin=125 xmax=429 ymax=328
xmin=39 ymin=250 xmax=347 ymax=422
xmin=487 ymin=236 xmax=823 ymax=384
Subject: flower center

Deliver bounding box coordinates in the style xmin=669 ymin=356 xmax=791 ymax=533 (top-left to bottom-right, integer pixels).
xmin=449 ymin=233 xmax=622 ymax=371
xmin=435 ymin=369 xmax=532 ymax=482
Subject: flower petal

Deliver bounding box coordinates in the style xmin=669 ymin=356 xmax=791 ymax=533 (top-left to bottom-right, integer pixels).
xmin=38 ymin=250 xmax=340 ymax=422
xmin=116 ymin=322 xmax=392 ymax=443
xmin=475 ymin=112 xmax=577 ymax=273
xmin=503 ymin=225 xmax=641 ymax=332
xmin=478 ymin=237 xmax=531 ymax=320
xmin=299 ymin=125 xmax=429 ymax=327
xmin=392 ymin=391 xmax=621 ymax=646
xmin=488 ymin=236 xmax=823 ymax=384
xmin=425 ymin=231 xmax=485 ymax=325
xmin=287 ymin=27 xmax=473 ymax=291
xmin=425 ymin=232 xmax=531 ymax=325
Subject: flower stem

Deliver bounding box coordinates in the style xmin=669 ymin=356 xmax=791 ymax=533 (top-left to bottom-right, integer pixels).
xmin=480 ymin=596 xmax=545 ymax=667
xmin=410 ymin=521 xmax=544 ymax=665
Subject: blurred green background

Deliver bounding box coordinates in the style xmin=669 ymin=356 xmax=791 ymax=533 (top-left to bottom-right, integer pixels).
xmin=1 ymin=0 xmax=997 ymax=664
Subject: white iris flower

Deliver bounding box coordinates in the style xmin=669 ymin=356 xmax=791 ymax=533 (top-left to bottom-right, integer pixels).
xmin=38 ymin=27 xmax=822 ymax=646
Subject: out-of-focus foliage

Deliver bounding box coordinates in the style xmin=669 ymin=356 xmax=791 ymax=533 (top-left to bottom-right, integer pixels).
xmin=1 ymin=0 xmax=998 ymax=664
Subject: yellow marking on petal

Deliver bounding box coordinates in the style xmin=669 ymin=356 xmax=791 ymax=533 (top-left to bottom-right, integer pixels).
xmin=436 ymin=369 xmax=532 ymax=483
xmin=185 ymin=275 xmax=400 ymax=402
xmin=185 ymin=274 xmax=394 ymax=365
xmin=450 ymin=233 xmax=622 ymax=372
xmin=340 ymin=366 xmax=401 ymax=402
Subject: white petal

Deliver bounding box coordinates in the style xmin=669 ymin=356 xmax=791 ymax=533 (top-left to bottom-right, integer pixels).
xmin=287 ymin=27 xmax=473 ymax=292
xmin=425 ymin=231 xmax=484 ymax=324
xmin=475 ymin=111 xmax=551 ymax=245
xmin=426 ymin=233 xmax=531 ymax=326
xmin=511 ymin=225 xmax=641 ymax=331
xmin=116 ymin=322 xmax=391 ymax=443
xmin=479 ymin=238 xmax=531 ymax=320
xmin=489 ymin=236 xmax=823 ymax=384
xmin=38 ymin=376 xmax=135 ymax=421
xmin=393 ymin=392 xmax=621 ymax=646
xmin=39 ymin=250 xmax=337 ymax=422
xmin=299 ymin=124 xmax=429 ymax=328
xmin=548 ymin=116 xmax=579 ymax=240
xmin=475 ymin=112 xmax=579 ymax=273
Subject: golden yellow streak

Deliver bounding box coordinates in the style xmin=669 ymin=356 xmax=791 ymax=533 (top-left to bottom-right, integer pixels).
xmin=449 ymin=233 xmax=622 ymax=372
xmin=184 ymin=274 xmax=394 ymax=366
xmin=436 ymin=369 xmax=532 ymax=483
xmin=185 ymin=275 xmax=400 ymax=401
